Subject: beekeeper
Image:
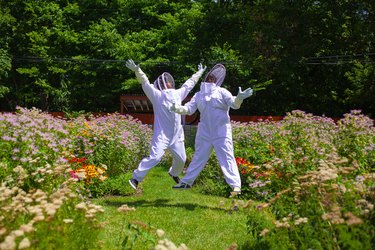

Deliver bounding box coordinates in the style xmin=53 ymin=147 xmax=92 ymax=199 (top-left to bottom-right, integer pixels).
xmin=170 ymin=64 xmax=253 ymax=195
xmin=125 ymin=59 xmax=206 ymax=189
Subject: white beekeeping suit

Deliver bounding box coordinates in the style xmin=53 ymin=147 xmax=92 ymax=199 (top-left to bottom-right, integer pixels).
xmin=126 ymin=59 xmax=206 ymax=189
xmin=170 ymin=64 xmax=253 ymax=195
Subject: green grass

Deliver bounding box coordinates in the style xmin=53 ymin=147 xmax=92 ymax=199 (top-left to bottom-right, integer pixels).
xmin=94 ymin=165 xmax=250 ymax=250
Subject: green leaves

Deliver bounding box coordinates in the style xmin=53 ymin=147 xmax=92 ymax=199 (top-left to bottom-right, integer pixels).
xmin=16 ymin=66 xmax=39 ymax=77
xmin=0 ymin=0 xmax=373 ymax=116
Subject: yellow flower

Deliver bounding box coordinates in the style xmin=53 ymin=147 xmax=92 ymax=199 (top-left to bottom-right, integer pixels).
xmin=84 ymin=121 xmax=92 ymax=130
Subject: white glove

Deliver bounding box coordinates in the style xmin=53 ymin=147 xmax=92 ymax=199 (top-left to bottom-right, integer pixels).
xmin=237 ymin=87 xmax=253 ymax=100
xmin=169 ymin=103 xmax=189 ymax=115
xmin=198 ymin=63 xmax=206 ymax=72
xmin=125 ymin=59 xmax=140 ymax=72
xmin=126 ymin=59 xmax=148 ymax=84
xmin=191 ymin=63 xmax=207 ymax=83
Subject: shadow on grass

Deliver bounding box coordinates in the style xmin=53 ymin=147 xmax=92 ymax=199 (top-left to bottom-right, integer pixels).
xmin=103 ymin=198 xmax=229 ymax=212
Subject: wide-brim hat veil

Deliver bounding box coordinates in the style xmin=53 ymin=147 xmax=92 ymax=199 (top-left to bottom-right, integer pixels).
xmin=203 ymin=64 xmax=226 ymax=86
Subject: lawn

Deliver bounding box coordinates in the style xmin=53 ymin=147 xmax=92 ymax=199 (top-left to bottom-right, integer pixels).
xmin=94 ymin=166 xmax=249 ymax=250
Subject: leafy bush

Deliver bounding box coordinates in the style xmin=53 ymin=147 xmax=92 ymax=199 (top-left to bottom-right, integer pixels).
xmin=241 ymin=156 xmax=374 ymax=249
xmin=97 ymin=173 xmax=134 ymax=196
xmin=67 ymin=113 xmax=152 ymax=177
xmin=193 ymin=110 xmax=374 ymax=249
xmin=335 ymin=110 xmax=375 ymax=170
xmin=0 ymin=107 xmax=152 ymax=248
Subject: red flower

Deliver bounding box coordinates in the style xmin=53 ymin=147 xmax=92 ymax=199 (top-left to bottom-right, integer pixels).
xmin=236 ymin=157 xmax=250 ymax=166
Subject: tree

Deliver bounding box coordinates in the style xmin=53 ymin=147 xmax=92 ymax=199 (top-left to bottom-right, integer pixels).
xmin=0 ymin=0 xmax=373 ymax=117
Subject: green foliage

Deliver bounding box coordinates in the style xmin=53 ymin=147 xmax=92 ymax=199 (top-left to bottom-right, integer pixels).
xmin=335 ymin=110 xmax=375 ymax=169
xmin=30 ymin=200 xmax=102 ymax=250
xmin=94 ymin=166 xmax=249 ymax=250
xmin=0 ymin=49 xmax=11 ymax=83
xmin=0 ymin=0 xmax=373 ymax=116
xmin=1 ymin=107 xmax=373 ymax=248
xmin=0 ymin=107 xmax=153 ymax=249
xmin=345 ymin=62 xmax=375 ymax=112
xmin=97 ymin=173 xmax=134 ymax=197
xmin=194 ymin=151 xmax=231 ymax=197
xmin=67 ymin=113 xmax=151 ymax=177
xmin=194 ymin=110 xmax=374 ymax=249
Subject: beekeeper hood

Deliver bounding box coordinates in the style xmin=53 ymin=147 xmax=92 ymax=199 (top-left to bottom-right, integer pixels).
xmin=203 ymin=64 xmax=226 ymax=86
xmin=154 ymin=72 xmax=175 ymax=90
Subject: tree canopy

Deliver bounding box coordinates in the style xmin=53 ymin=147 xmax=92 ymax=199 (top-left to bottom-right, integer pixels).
xmin=0 ymin=0 xmax=374 ymax=117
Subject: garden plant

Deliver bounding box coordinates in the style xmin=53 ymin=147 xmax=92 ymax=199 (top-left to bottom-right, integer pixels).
xmin=0 ymin=107 xmax=373 ymax=249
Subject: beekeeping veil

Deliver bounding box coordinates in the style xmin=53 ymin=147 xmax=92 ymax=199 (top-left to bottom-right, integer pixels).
xmin=154 ymin=72 xmax=175 ymax=90
xmin=203 ymin=64 xmax=226 ymax=86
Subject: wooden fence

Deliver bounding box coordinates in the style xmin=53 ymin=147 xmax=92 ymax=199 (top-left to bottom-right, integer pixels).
xmin=120 ymin=94 xmax=284 ymax=125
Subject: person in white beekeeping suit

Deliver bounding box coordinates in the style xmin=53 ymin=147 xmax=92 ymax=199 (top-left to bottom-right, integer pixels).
xmin=125 ymin=59 xmax=206 ymax=189
xmin=169 ymin=64 xmax=253 ymax=195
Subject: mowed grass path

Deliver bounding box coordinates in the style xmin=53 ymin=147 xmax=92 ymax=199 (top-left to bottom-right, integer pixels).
xmin=94 ymin=166 xmax=249 ymax=250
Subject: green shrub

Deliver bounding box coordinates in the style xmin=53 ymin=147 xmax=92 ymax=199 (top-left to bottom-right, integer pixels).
xmin=98 ymin=173 xmax=134 ymax=196
xmin=0 ymin=108 xmax=152 ymax=248
xmin=193 ymin=110 xmax=374 ymax=248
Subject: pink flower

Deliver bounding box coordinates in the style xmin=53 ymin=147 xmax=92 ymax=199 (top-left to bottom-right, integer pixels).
xmin=70 ymin=171 xmax=78 ymax=179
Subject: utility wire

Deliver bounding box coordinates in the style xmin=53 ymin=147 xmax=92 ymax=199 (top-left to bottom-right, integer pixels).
xmin=7 ymin=54 xmax=375 ymax=66
xmin=10 ymin=56 xmax=239 ymax=66
xmin=305 ymin=52 xmax=375 ymax=65
xmin=306 ymin=52 xmax=375 ymax=60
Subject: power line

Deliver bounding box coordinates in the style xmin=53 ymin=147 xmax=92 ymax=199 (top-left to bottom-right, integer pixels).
xmin=9 ymin=54 xmax=375 ymax=66
xmin=10 ymin=56 xmax=240 ymax=66
xmin=306 ymin=52 xmax=375 ymax=60
xmin=306 ymin=60 xmax=375 ymax=65
xmin=305 ymin=52 xmax=375 ymax=65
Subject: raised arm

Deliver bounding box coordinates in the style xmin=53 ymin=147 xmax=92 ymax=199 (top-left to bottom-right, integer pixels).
xmin=223 ymin=87 xmax=253 ymax=109
xmin=125 ymin=59 xmax=159 ymax=102
xmin=178 ymin=63 xmax=207 ymax=99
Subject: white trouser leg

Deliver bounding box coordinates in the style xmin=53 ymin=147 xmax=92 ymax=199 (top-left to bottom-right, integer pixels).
xmin=181 ymin=138 xmax=213 ymax=186
xmin=213 ymin=137 xmax=241 ymax=189
xmin=133 ymin=139 xmax=167 ymax=181
xmin=168 ymin=140 xmax=186 ymax=177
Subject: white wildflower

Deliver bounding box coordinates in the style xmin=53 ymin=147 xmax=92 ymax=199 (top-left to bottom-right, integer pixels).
xmin=75 ymin=202 xmax=87 ymax=210
xmin=117 ymin=204 xmax=136 ymax=212
xmin=63 ymin=219 xmax=74 ymax=224
xmin=295 ymin=217 xmax=308 ymax=225
xmin=0 ymin=235 xmax=16 ymax=250
xmin=259 ymin=228 xmax=269 ymax=237
xmin=18 ymin=237 xmax=31 ymax=249
xmin=156 ymin=229 xmax=165 ymax=238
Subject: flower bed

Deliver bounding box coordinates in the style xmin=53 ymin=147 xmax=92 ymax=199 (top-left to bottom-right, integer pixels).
xmin=0 ymin=107 xmax=152 ymax=249
xmin=195 ymin=110 xmax=374 ymax=249
xmin=1 ymin=107 xmax=373 ymax=249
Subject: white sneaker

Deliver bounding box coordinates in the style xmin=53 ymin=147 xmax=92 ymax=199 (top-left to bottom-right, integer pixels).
xmin=230 ymin=187 xmax=241 ymax=197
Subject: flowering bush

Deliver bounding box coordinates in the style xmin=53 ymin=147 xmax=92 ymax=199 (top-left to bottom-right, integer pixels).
xmin=68 ymin=156 xmax=108 ymax=184
xmin=195 ymin=110 xmax=374 ymax=249
xmin=67 ymin=113 xmax=152 ymax=177
xmin=0 ymin=107 xmax=72 ymax=192
xmin=0 ymin=107 xmax=103 ymax=249
xmin=236 ymin=157 xmax=276 ymax=200
xmin=0 ymin=107 xmax=152 ymax=248
xmin=243 ymin=154 xmax=374 ymax=249
xmin=335 ymin=110 xmax=375 ymax=170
